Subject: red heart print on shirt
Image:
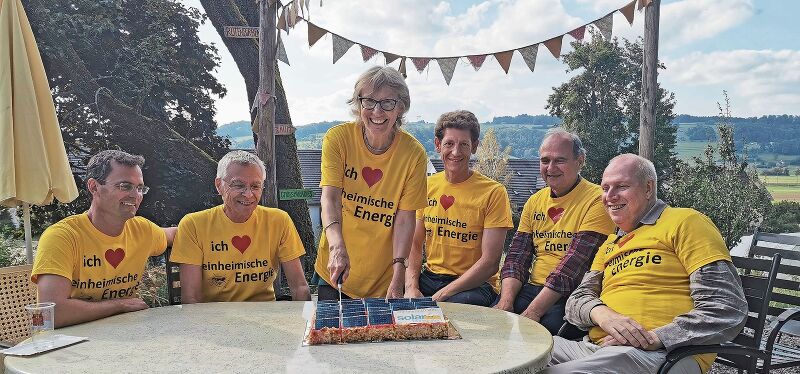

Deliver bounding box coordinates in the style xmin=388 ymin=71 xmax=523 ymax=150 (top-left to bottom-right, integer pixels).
xmin=232 ymin=235 xmax=251 ymax=253
xmin=617 ymin=234 xmax=635 ymax=248
xmin=547 ymin=207 xmax=565 ymax=223
xmin=440 ymin=195 xmax=455 ymax=210
xmin=362 ymin=167 xmax=383 ymax=187
xmin=105 ymin=248 xmax=125 ymax=268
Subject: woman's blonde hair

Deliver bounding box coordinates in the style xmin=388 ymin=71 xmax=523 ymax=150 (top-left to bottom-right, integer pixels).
xmin=347 ymin=66 xmax=410 ymax=127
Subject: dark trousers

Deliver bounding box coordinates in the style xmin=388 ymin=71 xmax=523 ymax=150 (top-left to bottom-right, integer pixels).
xmin=492 ymin=283 xmax=566 ymax=335
xmin=312 ymin=272 xmax=353 ymax=301
xmin=419 ymin=270 xmax=497 ymax=307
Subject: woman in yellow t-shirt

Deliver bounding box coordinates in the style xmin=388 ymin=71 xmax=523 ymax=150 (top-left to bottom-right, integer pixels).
xmin=404 ymin=110 xmax=513 ymax=306
xmin=314 ymin=66 xmax=428 ymax=300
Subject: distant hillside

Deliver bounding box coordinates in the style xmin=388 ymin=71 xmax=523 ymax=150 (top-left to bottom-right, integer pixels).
xmin=216 ymin=114 xmax=800 ymax=166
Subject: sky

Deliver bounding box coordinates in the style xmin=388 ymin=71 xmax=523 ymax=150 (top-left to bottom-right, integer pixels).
xmin=180 ymin=0 xmax=800 ymax=126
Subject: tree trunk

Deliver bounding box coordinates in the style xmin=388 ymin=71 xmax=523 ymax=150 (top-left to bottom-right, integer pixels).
xmin=639 ymin=0 xmax=660 ymax=161
xmin=200 ymin=0 xmax=317 ymax=273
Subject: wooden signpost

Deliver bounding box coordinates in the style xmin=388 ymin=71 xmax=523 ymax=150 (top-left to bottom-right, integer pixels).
xmin=223 ymin=26 xmax=259 ymax=39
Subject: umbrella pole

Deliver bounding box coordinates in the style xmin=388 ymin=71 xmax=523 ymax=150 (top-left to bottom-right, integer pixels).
xmin=23 ymin=203 xmax=33 ymax=264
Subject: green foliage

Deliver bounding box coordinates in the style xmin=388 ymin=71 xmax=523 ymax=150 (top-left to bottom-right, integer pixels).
xmin=28 ymin=0 xmax=229 ymax=230
xmin=665 ymin=94 xmax=774 ymax=249
xmin=545 ymin=34 xmax=678 ymax=185
xmin=761 ymin=201 xmax=800 ymax=233
xmin=684 ymin=125 xmax=718 ymax=142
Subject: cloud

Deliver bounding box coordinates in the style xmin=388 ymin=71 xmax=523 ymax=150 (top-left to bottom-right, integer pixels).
xmin=611 ymin=0 xmax=754 ymax=49
xmin=664 ymin=49 xmax=800 ymax=115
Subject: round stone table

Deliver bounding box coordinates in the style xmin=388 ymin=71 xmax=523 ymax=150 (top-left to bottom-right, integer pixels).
xmin=5 ymin=301 xmax=552 ymax=373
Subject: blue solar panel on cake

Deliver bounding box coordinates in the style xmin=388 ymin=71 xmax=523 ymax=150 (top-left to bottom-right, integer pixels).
xmin=410 ymin=297 xmax=434 ymax=302
xmin=342 ymin=311 xmax=366 ymax=318
xmin=315 ymin=318 xmax=340 ymax=329
xmin=387 ymin=298 xmax=409 ymax=303
xmin=316 ymin=309 xmax=341 ymax=319
xmin=342 ymin=315 xmax=368 ymax=327
xmin=413 ymin=301 xmax=438 ymax=309
xmin=364 ymin=298 xmax=385 ymax=305
xmin=369 ymin=313 xmax=393 ymax=325
xmin=391 ymin=303 xmax=416 ymax=311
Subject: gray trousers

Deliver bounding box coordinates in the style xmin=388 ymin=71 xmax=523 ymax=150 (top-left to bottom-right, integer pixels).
xmin=540 ymin=336 xmax=702 ymax=374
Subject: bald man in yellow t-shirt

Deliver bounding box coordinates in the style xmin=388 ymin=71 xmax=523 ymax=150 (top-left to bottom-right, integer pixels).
xmin=543 ymin=154 xmax=747 ymax=374
xmin=32 ymin=150 xmax=176 ymax=328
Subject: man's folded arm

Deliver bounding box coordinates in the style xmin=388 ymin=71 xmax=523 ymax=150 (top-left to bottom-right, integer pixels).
xmin=37 ymin=274 xmax=148 ymax=328
xmin=653 ymin=260 xmax=748 ymax=350
xmin=565 ymin=270 xmax=605 ymax=330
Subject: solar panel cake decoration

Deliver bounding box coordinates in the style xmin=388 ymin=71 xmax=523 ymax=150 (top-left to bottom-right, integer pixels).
xmin=303 ymin=297 xmax=462 ymax=345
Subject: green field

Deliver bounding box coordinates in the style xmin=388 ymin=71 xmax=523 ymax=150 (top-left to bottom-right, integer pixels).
xmin=759 ymin=175 xmax=800 ymax=202
xmin=675 ymin=141 xmax=713 ymax=161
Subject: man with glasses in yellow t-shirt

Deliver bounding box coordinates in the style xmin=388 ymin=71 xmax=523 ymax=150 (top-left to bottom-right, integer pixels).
xmin=170 ymin=150 xmax=310 ymax=303
xmin=543 ymin=154 xmax=747 ymax=374
xmin=32 ymin=150 xmax=177 ymax=327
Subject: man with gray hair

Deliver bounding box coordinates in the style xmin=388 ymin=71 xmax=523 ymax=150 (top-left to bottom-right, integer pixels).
xmin=543 ymin=153 xmax=747 ymax=374
xmin=33 ymin=150 xmax=177 ymax=327
xmin=171 ymin=150 xmax=310 ymax=302
xmin=494 ymin=129 xmax=615 ymax=334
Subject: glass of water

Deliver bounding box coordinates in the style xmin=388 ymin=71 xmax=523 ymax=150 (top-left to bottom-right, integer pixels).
xmin=25 ymin=302 xmax=55 ymax=348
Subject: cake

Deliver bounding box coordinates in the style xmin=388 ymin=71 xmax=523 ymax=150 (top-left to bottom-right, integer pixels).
xmin=304 ymin=297 xmax=459 ymax=345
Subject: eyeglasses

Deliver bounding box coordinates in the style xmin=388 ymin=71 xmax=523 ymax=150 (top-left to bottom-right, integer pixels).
xmin=358 ymin=97 xmax=398 ymax=111
xmin=225 ymin=181 xmax=264 ymax=195
xmin=97 ymin=180 xmax=150 ymax=195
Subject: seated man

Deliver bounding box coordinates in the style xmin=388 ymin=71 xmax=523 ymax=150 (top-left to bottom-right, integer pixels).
xmin=404 ymin=110 xmax=513 ymax=306
xmin=32 ymin=150 xmax=176 ymax=327
xmin=171 ymin=150 xmax=310 ymax=303
xmin=494 ymin=129 xmax=614 ymax=334
xmin=543 ymin=154 xmax=748 ymax=374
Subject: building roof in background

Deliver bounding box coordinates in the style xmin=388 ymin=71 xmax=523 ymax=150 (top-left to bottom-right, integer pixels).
xmin=297 ymin=149 xmax=323 ymax=205
xmin=429 ymin=158 xmax=544 ymax=209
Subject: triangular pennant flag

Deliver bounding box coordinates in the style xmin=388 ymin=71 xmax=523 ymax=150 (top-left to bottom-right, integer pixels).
xmin=437 ymin=57 xmax=458 ymax=85
xmin=593 ymin=13 xmax=614 ymax=40
xmin=307 ymin=23 xmax=327 ymax=47
xmin=360 ymin=45 xmax=378 ymax=62
xmin=398 ymin=57 xmax=407 ymax=77
xmin=518 ymin=45 xmax=538 ymax=72
xmin=494 ymin=51 xmax=513 ymax=74
xmin=638 ymin=0 xmax=652 ymax=10
xmin=620 ymin=0 xmax=636 ymax=25
xmin=332 ymin=34 xmax=355 ymax=63
xmin=568 ymin=25 xmax=586 ymax=42
xmin=384 ymin=52 xmax=400 ymax=64
xmin=278 ymin=8 xmax=287 ymax=31
xmin=289 ymin=2 xmax=298 ymax=28
xmin=543 ymin=36 xmax=563 ymax=59
xmin=411 ymin=57 xmax=431 ymax=73
xmin=276 ymin=34 xmax=290 ymax=65
xmin=467 ymin=55 xmax=487 ymax=71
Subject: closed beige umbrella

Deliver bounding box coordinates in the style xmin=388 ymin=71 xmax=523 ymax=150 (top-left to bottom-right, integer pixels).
xmin=0 ymin=0 xmax=78 ymax=263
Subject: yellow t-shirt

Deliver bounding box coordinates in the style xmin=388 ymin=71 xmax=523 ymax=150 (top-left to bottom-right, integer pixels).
xmin=170 ymin=205 xmax=305 ymax=302
xmin=589 ymin=207 xmax=731 ymax=373
xmin=315 ymin=121 xmax=428 ymax=298
xmin=31 ymin=213 xmax=167 ymax=301
xmin=417 ymin=171 xmax=513 ymax=293
xmin=517 ymin=178 xmax=614 ymax=285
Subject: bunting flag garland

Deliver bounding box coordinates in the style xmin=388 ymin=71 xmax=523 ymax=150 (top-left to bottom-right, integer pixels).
xmin=332 ymin=34 xmax=354 ymax=63
xmin=276 ymin=0 xmax=651 ymax=84
xmin=361 ymin=45 xmax=379 ymax=62
xmin=494 ymin=51 xmax=513 ymax=74
xmin=620 ymin=0 xmax=636 ymax=25
xmin=307 ymin=23 xmax=327 ymax=47
xmin=411 ymin=57 xmax=431 ymax=73
xmin=593 ymin=13 xmax=613 ymax=40
xmin=568 ymin=25 xmax=586 ymax=42
xmin=437 ymin=57 xmax=458 ymax=85
xmin=276 ymin=34 xmax=290 ymax=65
xmin=467 ymin=55 xmax=487 ymax=71
xmin=398 ymin=57 xmax=407 ymax=77
xmin=543 ymin=36 xmax=563 ymax=59
xmin=518 ymin=45 xmax=538 ymax=72
xmin=384 ymin=52 xmax=400 ymax=64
